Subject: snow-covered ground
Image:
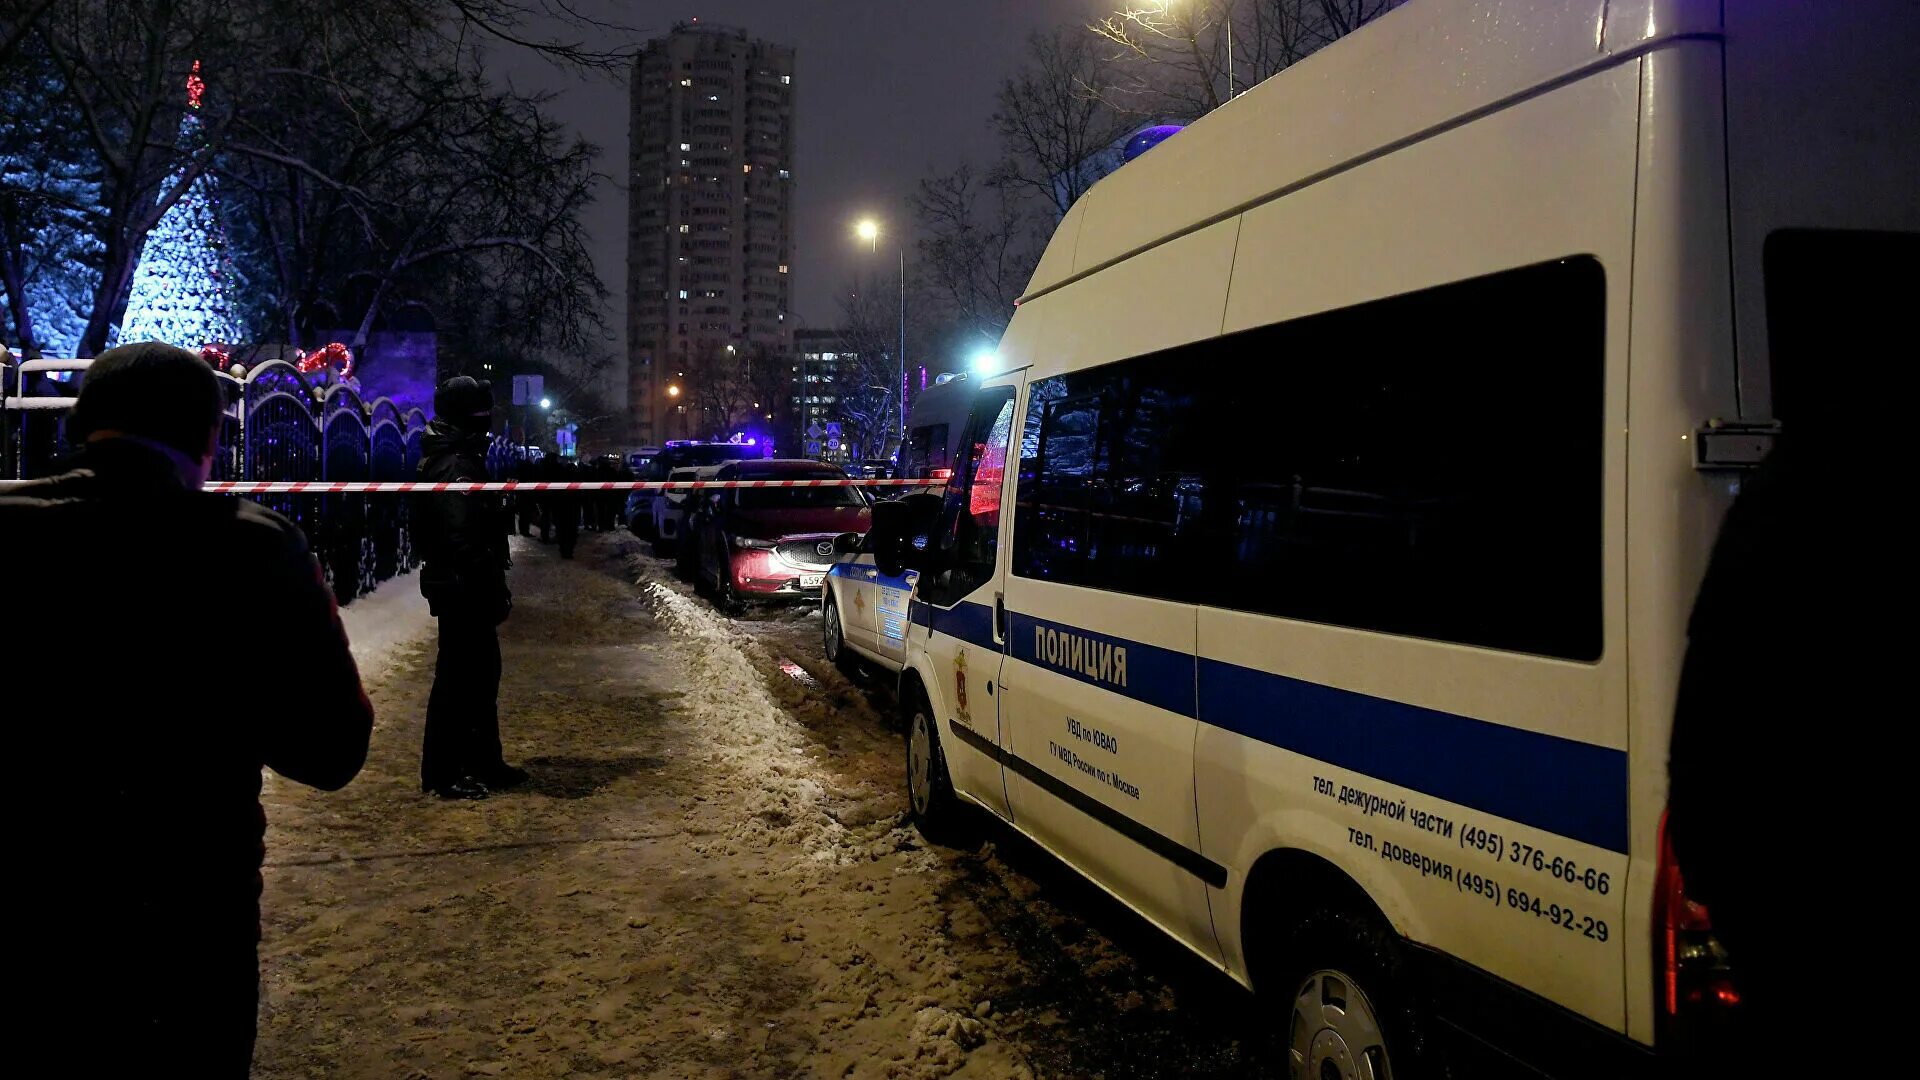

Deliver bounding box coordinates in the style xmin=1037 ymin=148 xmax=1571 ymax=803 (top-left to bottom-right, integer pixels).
xmin=338 ymin=572 xmax=436 ymax=685
xmin=253 ymin=533 xmax=1272 ymax=1079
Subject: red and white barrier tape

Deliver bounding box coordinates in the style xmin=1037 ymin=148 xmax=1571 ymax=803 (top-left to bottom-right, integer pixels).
xmin=190 ymin=479 xmax=933 ymax=495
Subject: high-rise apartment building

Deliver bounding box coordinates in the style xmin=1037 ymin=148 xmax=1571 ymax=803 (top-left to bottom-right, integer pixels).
xmin=791 ymin=328 xmax=850 ymax=462
xmin=627 ymin=22 xmax=795 ymax=446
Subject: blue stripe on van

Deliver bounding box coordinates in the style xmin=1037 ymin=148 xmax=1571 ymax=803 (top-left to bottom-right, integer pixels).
xmin=1200 ymin=659 xmax=1630 ymax=854
xmin=913 ymin=599 xmax=998 ymax=650
xmin=911 ymin=601 xmax=1630 ymax=854
xmin=1007 ymin=611 xmax=1197 ymax=717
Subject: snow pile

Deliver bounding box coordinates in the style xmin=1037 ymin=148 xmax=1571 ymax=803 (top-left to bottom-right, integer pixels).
xmin=338 ymin=575 xmax=434 ymax=686
xmin=641 ymin=578 xmax=856 ymax=865
xmin=897 ymin=1005 xmax=989 ymax=1079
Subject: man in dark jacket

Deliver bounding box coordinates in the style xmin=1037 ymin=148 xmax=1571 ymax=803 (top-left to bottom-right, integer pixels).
xmin=0 ymin=342 xmax=374 ymax=1075
xmin=551 ymin=456 xmax=582 ymax=559
xmin=412 ymin=376 xmax=526 ymax=799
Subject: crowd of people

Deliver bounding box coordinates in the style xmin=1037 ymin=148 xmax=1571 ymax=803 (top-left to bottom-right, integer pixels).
xmin=510 ymin=452 xmax=633 ymax=559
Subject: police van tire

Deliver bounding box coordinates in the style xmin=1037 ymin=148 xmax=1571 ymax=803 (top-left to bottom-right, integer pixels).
xmin=905 ymin=688 xmax=962 ymax=842
xmin=823 ymin=594 xmax=856 ymax=672
xmin=651 ymin=537 xmax=676 ymax=558
xmin=1274 ymin=906 xmax=1432 ymax=1080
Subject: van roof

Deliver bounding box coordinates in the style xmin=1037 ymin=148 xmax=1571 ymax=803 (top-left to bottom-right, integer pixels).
xmin=1021 ymin=0 xmax=1720 ymax=303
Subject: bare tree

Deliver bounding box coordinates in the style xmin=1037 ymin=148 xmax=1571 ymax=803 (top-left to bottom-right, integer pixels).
xmin=1091 ymin=0 xmax=1405 ymax=121
xmin=680 ymin=340 xmax=757 ymax=442
xmin=1090 ymin=0 xmax=1231 ymax=119
xmin=912 ymin=164 xmax=1039 ymax=347
xmin=1245 ymin=0 xmax=1404 ymax=76
xmin=4 ymin=0 xmax=618 ymax=358
xmin=835 ymin=278 xmax=911 ymax=462
xmin=990 ymin=28 xmax=1136 ymax=217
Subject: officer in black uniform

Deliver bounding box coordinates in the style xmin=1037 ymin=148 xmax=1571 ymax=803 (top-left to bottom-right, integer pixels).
xmin=412 ymin=376 xmax=527 ymax=799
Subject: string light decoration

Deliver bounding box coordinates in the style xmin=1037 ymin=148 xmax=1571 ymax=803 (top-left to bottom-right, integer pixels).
xmin=120 ymin=60 xmax=244 ymax=350
xmin=295 ymin=341 xmax=355 ymax=382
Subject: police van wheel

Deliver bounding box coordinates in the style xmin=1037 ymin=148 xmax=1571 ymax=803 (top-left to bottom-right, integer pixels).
xmin=1279 ymin=908 xmax=1426 ymax=1080
xmin=823 ymin=594 xmax=856 ymax=671
xmin=906 ymin=692 xmax=961 ymax=841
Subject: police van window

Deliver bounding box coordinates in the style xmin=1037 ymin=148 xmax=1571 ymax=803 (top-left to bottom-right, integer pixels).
xmin=918 ymin=388 xmax=1016 ymax=607
xmin=1012 ymin=255 xmax=1605 ymax=661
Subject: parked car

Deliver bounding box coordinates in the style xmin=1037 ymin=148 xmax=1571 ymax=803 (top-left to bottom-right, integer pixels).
xmin=629 ymin=442 xmax=744 ymax=540
xmin=648 ymin=464 xmax=725 ymax=556
xmin=686 ymin=460 xmax=872 ymax=608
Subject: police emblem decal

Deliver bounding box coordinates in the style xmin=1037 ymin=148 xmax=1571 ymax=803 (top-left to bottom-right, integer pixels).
xmin=953 ymin=648 xmax=971 ymax=724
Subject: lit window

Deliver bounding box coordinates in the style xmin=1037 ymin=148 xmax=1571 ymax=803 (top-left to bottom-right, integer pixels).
xmin=708 ymin=94 xmax=719 ymax=102
xmin=679 ymin=78 xmax=691 ymax=87
xmin=679 ymin=290 xmax=689 ymax=299
xmin=781 ymin=75 xmax=791 ymax=85
xmin=778 ymin=169 xmax=791 ymax=180
xmin=743 ymin=164 xmax=752 ymax=173
xmin=777 ymin=265 xmax=788 ymax=274
xmin=680 ymin=142 xmax=691 ymax=151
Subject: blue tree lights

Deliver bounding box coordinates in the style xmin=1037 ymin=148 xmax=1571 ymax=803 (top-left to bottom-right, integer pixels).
xmin=119 ymin=61 xmax=243 ymax=351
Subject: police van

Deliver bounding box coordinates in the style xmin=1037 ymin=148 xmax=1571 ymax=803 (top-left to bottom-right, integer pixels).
xmin=861 ymin=1 xmax=1916 ymax=1074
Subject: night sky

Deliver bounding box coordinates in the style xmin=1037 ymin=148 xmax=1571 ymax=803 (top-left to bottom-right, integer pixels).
xmin=500 ymin=1 xmax=1100 ymax=382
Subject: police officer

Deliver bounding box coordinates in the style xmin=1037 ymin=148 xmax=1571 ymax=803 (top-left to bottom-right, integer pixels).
xmin=413 ymin=376 xmax=526 ymax=799
xmin=552 ymin=455 xmax=582 ymax=559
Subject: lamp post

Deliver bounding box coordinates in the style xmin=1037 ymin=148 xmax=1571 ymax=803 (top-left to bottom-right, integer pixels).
xmin=854 ymin=217 xmax=907 ymax=450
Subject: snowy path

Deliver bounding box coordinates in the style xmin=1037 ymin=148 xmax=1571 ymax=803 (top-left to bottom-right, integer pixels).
xmin=252 ymin=532 xmax=1275 ymax=1079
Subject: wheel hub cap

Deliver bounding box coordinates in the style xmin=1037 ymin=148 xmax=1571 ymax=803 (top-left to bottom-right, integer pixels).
xmin=908 ymin=713 xmax=932 ymax=813
xmin=1289 ymin=970 xmax=1391 ymax=1080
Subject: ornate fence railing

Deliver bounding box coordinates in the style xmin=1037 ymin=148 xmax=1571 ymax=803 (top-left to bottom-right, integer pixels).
xmin=235 ymin=362 xmax=435 ymax=601
xmin=5 ymin=356 xmax=435 ymax=605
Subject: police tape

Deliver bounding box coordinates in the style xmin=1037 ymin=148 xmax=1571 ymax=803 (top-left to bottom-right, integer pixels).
xmin=184 ymin=479 xmax=935 ymax=495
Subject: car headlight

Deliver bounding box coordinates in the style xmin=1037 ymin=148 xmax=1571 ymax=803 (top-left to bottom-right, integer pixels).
xmin=732 ymin=536 xmax=776 ymax=550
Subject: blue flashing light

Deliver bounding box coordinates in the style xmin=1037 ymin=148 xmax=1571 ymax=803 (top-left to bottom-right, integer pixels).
xmin=1123 ymin=125 xmax=1185 ymax=164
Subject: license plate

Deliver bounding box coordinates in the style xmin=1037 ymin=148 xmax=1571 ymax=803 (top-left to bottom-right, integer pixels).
xmin=800 ymin=573 xmax=824 ymax=589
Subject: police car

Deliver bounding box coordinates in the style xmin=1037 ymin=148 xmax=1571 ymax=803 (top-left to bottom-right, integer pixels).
xmin=858 ymin=2 xmax=1916 ymax=1075
xmin=821 ymin=376 xmax=979 ymax=672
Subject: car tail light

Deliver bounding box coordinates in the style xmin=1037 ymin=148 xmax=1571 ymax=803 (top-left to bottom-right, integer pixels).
xmin=1654 ymin=810 xmax=1740 ymax=1047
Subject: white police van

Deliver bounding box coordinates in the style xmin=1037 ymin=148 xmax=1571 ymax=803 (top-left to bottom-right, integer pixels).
xmin=861 ymin=1 xmax=1917 ymax=1075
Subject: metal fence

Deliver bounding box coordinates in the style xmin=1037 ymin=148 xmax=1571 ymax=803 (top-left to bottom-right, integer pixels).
xmin=5 ymin=356 xmax=441 ymax=604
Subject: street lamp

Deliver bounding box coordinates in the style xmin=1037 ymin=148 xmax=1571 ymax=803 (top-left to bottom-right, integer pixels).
xmin=539 ymin=397 xmax=552 ymax=410
xmin=853 ymin=216 xmax=907 ymax=447
xmin=666 ymin=384 xmax=681 ymax=399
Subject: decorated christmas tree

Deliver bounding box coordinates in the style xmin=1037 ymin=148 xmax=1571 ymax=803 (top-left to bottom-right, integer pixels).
xmin=120 ymin=61 xmax=243 ymax=349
